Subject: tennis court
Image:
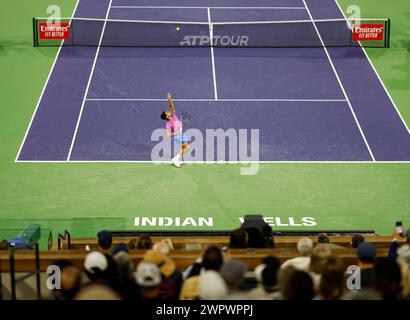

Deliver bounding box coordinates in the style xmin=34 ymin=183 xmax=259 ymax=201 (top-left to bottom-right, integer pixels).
xmin=1 ymin=0 xmax=410 ymax=240
xmin=16 ymin=0 xmax=410 ymax=162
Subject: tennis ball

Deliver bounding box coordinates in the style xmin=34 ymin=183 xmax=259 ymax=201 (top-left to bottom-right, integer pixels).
xmin=176 ymin=27 xmax=181 ymax=31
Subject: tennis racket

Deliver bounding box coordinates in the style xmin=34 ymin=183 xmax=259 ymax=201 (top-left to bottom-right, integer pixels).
xmin=179 ymin=111 xmax=192 ymax=128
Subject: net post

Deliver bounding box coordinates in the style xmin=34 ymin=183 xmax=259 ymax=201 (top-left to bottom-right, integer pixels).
xmin=35 ymin=243 xmax=41 ymax=299
xmin=32 ymin=17 xmax=38 ymax=47
xmin=385 ymin=18 xmax=391 ymax=48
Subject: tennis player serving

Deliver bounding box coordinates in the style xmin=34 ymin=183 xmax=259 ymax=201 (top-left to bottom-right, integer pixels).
xmin=160 ymin=93 xmax=189 ymax=167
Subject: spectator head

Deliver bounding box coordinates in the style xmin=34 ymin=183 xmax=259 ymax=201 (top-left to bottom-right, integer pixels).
xmin=254 ymin=256 xmax=280 ymax=284
xmin=280 ymin=267 xmax=315 ymax=301
xmin=229 ymin=228 xmax=248 ymax=249
xmin=398 ymin=244 xmax=410 ymax=265
xmin=309 ymin=244 xmax=332 ymax=274
xmin=162 ymin=239 xmax=174 ymax=250
xmin=143 ymin=249 xmax=176 ymax=278
xmin=113 ymin=251 xmax=134 ymax=279
xmin=220 ymin=259 xmax=247 ymax=290
xmin=397 ymin=245 xmax=410 ymax=298
xmin=374 ymin=257 xmax=402 ymax=300
xmin=319 ymin=256 xmax=345 ymax=300
xmin=52 ymin=259 xmax=81 ymax=300
xmin=135 ymin=262 xmax=161 ymax=288
xmin=199 ymin=270 xmax=228 ymax=300
xmin=84 ymin=251 xmax=109 ymax=282
xmin=318 ymin=233 xmax=330 ymax=244
xmin=112 ymin=243 xmax=129 ymax=256
xmin=137 ymin=235 xmax=153 ymax=250
xmin=357 ymin=242 xmax=377 ymax=264
xmin=0 ymin=239 xmax=9 ymax=250
xmin=351 ymin=234 xmax=365 ymax=249
xmin=279 ymin=266 xmax=295 ymax=289
xmin=97 ymin=230 xmax=112 ymax=250
xmin=297 ymin=237 xmax=313 ymax=256
xmin=153 ymin=240 xmax=171 ymax=256
xmin=202 ymin=246 xmax=224 ymax=271
xmin=128 ymin=239 xmax=137 ymax=250
xmin=262 ymin=255 xmax=281 ymax=268
xmin=406 ymin=228 xmax=410 ymax=244
xmin=261 ymin=264 xmax=280 ymax=292
xmin=180 ymin=277 xmax=200 ymax=300
xmin=75 ymin=284 xmax=121 ymax=300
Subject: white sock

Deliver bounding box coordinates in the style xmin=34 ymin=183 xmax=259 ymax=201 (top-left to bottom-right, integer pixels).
xmin=173 ymin=154 xmax=181 ymax=161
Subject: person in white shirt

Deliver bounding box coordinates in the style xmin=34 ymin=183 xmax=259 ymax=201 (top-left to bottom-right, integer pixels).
xmin=281 ymin=237 xmax=313 ymax=272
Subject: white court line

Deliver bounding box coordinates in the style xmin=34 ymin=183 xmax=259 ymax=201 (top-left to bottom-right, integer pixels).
xmin=302 ymin=0 xmax=375 ymax=162
xmin=208 ymin=8 xmax=218 ymax=100
xmin=85 ymin=98 xmax=347 ymax=102
xmin=14 ymin=0 xmax=81 ymax=163
xmin=67 ymin=0 xmax=113 ymax=161
xmin=335 ymin=0 xmax=410 ymax=136
xmin=110 ymin=6 xmax=307 ymax=10
xmin=15 ymin=160 xmax=410 ymax=164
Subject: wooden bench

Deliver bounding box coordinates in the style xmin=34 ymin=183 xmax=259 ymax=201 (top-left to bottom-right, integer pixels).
xmin=60 ymin=235 xmax=401 ymax=250
xmin=0 ymin=247 xmax=390 ymax=272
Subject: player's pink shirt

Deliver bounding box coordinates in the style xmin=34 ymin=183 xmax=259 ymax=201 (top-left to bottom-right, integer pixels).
xmin=166 ymin=113 xmax=182 ymax=136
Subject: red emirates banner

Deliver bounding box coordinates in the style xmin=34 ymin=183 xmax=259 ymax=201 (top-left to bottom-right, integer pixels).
xmin=39 ymin=23 xmax=70 ymax=40
xmin=352 ymin=24 xmax=384 ymax=41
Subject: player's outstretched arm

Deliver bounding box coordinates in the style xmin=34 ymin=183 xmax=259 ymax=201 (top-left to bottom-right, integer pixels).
xmin=167 ymin=92 xmax=175 ymax=114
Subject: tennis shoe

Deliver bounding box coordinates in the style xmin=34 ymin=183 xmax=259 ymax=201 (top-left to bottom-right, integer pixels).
xmin=172 ymin=156 xmax=181 ymax=168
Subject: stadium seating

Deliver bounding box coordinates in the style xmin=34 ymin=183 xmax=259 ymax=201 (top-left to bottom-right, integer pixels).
xmin=0 ymin=247 xmax=392 ymax=272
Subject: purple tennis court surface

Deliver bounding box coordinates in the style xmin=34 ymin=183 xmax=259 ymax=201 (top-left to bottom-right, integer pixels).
xmin=17 ymin=0 xmax=410 ymax=162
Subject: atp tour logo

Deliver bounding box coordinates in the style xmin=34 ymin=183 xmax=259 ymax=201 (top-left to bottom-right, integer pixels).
xmin=39 ymin=23 xmax=70 ymax=40
xmin=180 ymin=35 xmax=249 ymax=46
xmin=352 ymin=24 xmax=384 ymax=41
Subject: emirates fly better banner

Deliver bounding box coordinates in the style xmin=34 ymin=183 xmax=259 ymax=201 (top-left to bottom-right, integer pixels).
xmin=352 ymin=23 xmax=385 ymax=41
xmin=39 ymin=23 xmax=70 ymax=40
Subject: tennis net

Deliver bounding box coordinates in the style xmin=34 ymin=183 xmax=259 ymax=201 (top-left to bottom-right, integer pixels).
xmin=32 ymin=17 xmax=391 ymax=48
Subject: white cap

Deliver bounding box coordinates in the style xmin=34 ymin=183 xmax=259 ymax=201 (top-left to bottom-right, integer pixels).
xmin=84 ymin=251 xmax=108 ymax=273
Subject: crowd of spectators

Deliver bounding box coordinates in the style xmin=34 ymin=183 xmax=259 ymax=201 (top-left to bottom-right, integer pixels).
xmin=44 ymin=227 xmax=410 ymax=301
